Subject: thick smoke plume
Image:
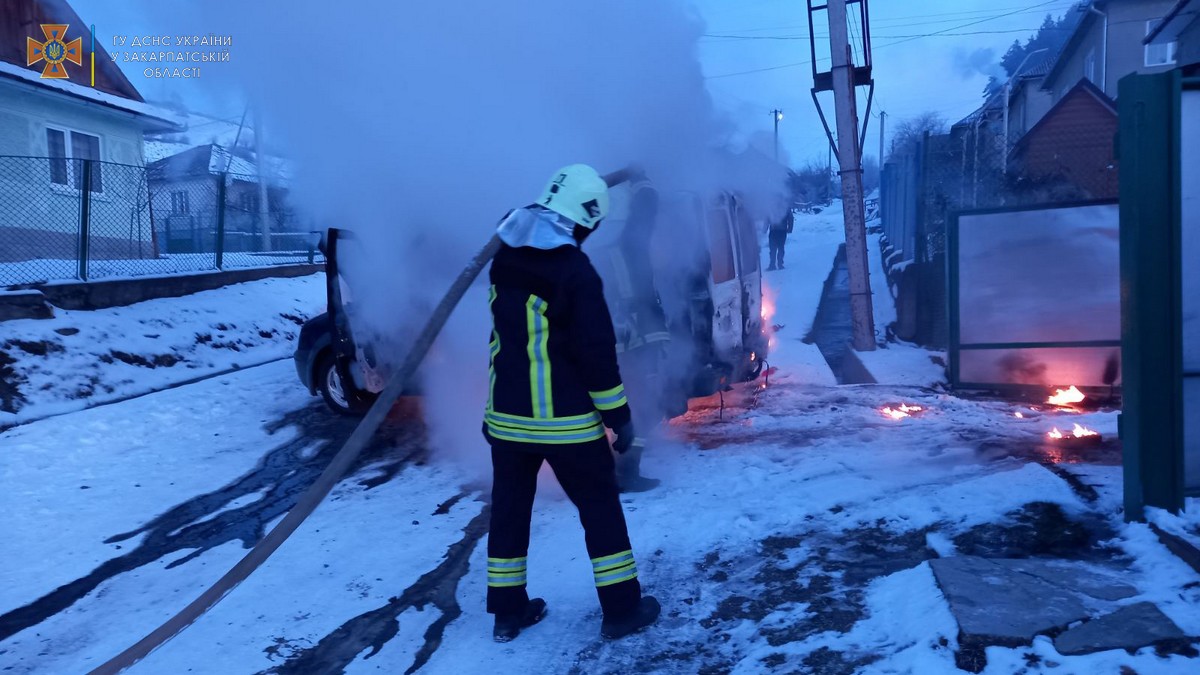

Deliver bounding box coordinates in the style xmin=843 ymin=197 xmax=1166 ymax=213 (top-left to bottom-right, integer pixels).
xmin=180 ymin=1 xmax=789 ymax=472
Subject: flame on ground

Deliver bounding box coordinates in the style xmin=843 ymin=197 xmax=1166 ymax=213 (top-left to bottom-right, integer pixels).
xmin=1047 ymin=385 xmax=1085 ymax=407
xmin=1014 ymin=412 xmax=1025 ymax=419
xmin=1047 ymin=423 xmax=1099 ymax=440
xmin=881 ymin=404 xmax=924 ymax=420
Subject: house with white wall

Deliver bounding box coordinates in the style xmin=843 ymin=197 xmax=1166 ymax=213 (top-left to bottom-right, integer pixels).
xmin=0 ymin=0 xmax=180 ymax=274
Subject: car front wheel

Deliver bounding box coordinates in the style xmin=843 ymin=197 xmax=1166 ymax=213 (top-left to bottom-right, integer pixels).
xmin=316 ymin=353 xmax=376 ymax=415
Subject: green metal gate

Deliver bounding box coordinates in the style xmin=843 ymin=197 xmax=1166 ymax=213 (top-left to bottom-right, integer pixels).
xmin=1118 ymin=70 xmax=1200 ymax=520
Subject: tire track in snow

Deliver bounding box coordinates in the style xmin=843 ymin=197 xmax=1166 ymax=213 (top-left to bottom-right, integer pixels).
xmin=262 ymin=497 xmax=489 ymax=675
xmin=0 ymin=405 xmax=422 ymax=645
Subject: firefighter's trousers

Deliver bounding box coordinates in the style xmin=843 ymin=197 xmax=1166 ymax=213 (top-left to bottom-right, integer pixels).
xmin=486 ymin=438 xmax=641 ymax=618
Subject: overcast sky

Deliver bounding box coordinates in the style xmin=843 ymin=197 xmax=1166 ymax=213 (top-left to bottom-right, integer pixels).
xmin=69 ymin=0 xmax=1078 ymax=167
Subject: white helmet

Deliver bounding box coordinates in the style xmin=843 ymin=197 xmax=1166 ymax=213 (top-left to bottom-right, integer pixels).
xmin=538 ymin=164 xmax=610 ymax=229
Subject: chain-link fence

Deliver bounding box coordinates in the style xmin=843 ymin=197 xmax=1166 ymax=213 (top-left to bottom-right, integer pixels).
xmin=0 ymin=155 xmax=322 ymax=287
xmin=880 ymin=119 xmax=1117 ymax=350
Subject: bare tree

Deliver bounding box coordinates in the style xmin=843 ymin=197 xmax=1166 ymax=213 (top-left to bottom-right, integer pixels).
xmin=788 ymin=159 xmax=833 ymax=207
xmin=887 ymin=112 xmax=947 ymax=161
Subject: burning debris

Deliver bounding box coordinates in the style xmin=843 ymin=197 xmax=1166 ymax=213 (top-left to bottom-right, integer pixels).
xmin=1014 ymin=412 xmax=1025 ymax=419
xmin=880 ymin=404 xmax=924 ymax=420
xmin=1047 ymin=385 xmax=1086 ymax=407
xmin=1046 ymin=423 xmax=1102 ymax=447
xmin=1045 ymin=384 xmax=1110 ymax=412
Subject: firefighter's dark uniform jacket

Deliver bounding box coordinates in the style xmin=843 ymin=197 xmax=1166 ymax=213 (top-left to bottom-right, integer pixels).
xmin=485 ymin=209 xmax=632 ymax=449
xmin=483 ymin=205 xmax=642 ymax=619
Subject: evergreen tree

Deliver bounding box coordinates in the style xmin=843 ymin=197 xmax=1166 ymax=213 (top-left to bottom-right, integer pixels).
xmin=982 ymin=13 xmax=1074 ymax=96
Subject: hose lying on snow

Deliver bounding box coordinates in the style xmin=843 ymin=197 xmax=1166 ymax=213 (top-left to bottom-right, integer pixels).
xmin=90 ymin=234 xmax=503 ymax=675
xmin=91 ymin=169 xmax=635 ymax=674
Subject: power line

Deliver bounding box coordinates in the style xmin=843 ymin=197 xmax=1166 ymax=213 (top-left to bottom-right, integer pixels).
xmin=703 ymin=26 xmax=1072 ymax=42
xmin=703 ymin=0 xmax=1065 ymax=79
xmin=872 ymin=0 xmax=1065 ymax=52
xmin=703 ymin=1 xmax=1075 ymax=35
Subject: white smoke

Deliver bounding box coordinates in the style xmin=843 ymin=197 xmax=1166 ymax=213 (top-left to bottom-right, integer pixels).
xmin=165 ymin=1 xmax=790 ymax=474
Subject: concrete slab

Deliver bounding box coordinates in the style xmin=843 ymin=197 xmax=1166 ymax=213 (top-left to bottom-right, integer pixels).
xmin=996 ymin=558 xmax=1138 ymax=602
xmin=929 ymin=556 xmax=1090 ymax=644
xmin=1054 ymin=602 xmax=1186 ymax=655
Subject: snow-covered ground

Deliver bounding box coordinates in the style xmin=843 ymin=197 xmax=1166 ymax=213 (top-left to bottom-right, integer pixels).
xmin=760 ymin=204 xmax=844 ymax=387
xmin=860 ymin=230 xmax=948 ymax=388
xmin=771 ymin=204 xmax=945 ymax=388
xmin=1 ymin=221 xmax=1198 ymax=674
xmin=0 ymin=274 xmax=326 ymax=428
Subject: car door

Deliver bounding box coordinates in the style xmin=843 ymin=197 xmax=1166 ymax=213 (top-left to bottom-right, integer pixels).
xmin=324 ymin=229 xmax=386 ymax=394
xmin=706 ymin=195 xmax=742 ymax=362
xmin=732 ymin=197 xmax=767 ymax=363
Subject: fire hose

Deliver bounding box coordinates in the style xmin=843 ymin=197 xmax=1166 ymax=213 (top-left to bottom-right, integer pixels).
xmin=91 ymin=169 xmax=634 ymax=674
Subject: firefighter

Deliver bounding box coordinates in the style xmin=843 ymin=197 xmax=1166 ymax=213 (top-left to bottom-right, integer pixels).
xmin=483 ymin=164 xmax=661 ymax=643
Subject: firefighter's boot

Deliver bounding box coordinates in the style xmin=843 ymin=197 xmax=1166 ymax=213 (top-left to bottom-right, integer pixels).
xmin=601 ymin=595 xmax=661 ymax=639
xmin=616 ymin=444 xmax=660 ymax=493
xmin=493 ymin=598 xmax=547 ymax=643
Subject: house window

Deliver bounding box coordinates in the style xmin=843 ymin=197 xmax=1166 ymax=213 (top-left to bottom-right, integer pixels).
xmin=45 ymin=127 xmax=103 ymax=192
xmin=1084 ymin=48 xmax=1096 ymax=84
xmin=1145 ymin=19 xmax=1178 ymax=67
xmin=171 ymin=190 xmax=189 ymax=214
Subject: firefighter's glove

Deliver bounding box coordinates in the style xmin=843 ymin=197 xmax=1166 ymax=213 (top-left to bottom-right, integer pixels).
xmin=612 ymin=422 xmax=641 ymax=455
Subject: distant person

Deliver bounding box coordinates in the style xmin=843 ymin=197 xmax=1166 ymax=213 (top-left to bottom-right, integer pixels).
xmin=766 ymin=208 xmax=794 ymax=271
xmin=483 ymin=164 xmax=660 ymax=643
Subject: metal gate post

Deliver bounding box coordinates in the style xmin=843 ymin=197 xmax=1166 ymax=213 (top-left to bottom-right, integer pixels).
xmin=77 ymin=160 xmax=92 ymax=281
xmin=215 ymin=173 xmax=227 ymax=270
xmin=1118 ymin=70 xmax=1185 ymax=520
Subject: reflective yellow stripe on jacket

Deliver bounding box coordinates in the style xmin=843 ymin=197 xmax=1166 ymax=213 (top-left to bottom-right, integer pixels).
xmin=485 ymin=410 xmax=606 ymax=444
xmin=588 ymin=384 xmax=628 ymax=411
xmin=526 ymin=296 xmax=553 ymax=418
xmin=485 ymin=292 xmax=608 ymax=445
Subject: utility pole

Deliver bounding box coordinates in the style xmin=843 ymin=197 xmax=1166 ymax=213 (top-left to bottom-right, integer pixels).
xmin=827 ymin=0 xmax=875 ymax=351
xmin=771 ymin=109 xmax=784 ymax=163
xmin=254 ymin=108 xmax=272 ymax=253
xmin=878 ymin=110 xmax=886 ymax=167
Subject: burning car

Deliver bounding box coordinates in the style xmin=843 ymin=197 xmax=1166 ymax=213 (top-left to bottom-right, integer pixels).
xmin=296 ymin=182 xmax=771 ymax=417
xmin=293 ymin=228 xmax=395 ymax=415
xmin=590 ymin=186 xmax=769 ymax=416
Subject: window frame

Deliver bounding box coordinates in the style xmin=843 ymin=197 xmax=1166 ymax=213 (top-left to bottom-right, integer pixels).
xmin=44 ymin=124 xmax=104 ymax=193
xmin=707 ymin=206 xmax=736 ymax=284
xmin=171 ymin=189 xmax=190 ymax=215
xmin=1145 ymin=19 xmax=1179 ymax=67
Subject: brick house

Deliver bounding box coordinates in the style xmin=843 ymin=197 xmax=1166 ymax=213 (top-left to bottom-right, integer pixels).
xmin=1010 ymin=79 xmax=1119 ymax=199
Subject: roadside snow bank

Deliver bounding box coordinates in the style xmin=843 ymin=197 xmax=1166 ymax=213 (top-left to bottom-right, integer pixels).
xmin=0 ymin=274 xmax=325 ymax=428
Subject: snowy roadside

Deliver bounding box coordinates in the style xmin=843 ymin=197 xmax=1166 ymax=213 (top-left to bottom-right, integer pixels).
xmin=0 ymin=360 xmax=479 ymax=674
xmin=0 ymin=274 xmax=326 ymax=429
xmin=859 ymin=229 xmax=947 ymax=388
xmin=759 ymin=203 xmax=846 ymax=387
xmin=4 ymin=358 xmax=1197 ymax=673
xmin=2 ymin=210 xmax=1198 ymax=673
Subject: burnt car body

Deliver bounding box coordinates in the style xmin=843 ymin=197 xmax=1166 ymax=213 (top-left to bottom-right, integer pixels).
xmin=591 ymin=188 xmax=769 ymax=415
xmin=294 ymin=228 xmax=394 ymax=414
xmin=297 ymin=187 xmax=769 ymax=417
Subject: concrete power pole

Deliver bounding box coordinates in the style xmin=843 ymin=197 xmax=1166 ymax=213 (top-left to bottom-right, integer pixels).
xmin=828 ymin=0 xmax=876 ymax=351
xmin=254 ymin=108 xmax=272 ymax=253
xmin=878 ymin=110 xmax=887 ymax=167
xmin=771 ymin=109 xmax=784 ymax=162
